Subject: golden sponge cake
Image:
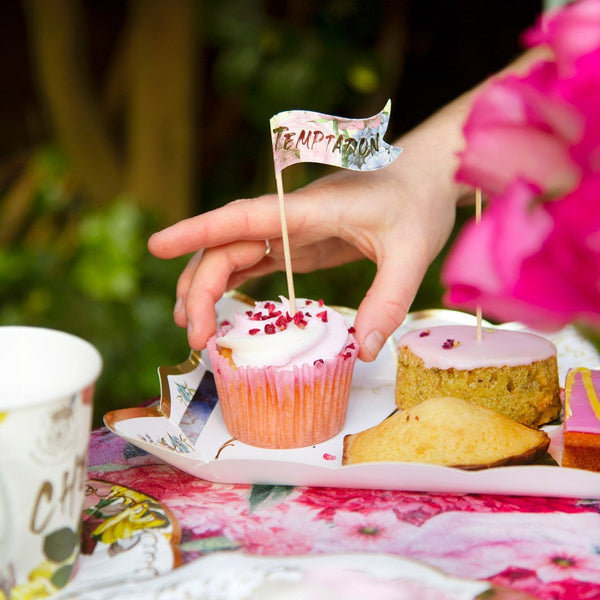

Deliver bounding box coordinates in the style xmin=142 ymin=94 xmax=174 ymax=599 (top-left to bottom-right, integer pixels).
xmin=395 ymin=325 xmax=561 ymax=428
xmin=342 ymin=396 xmax=550 ymax=470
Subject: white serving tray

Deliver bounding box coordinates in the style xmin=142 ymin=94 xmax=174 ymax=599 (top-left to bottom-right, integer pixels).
xmin=104 ymin=295 xmax=600 ymax=499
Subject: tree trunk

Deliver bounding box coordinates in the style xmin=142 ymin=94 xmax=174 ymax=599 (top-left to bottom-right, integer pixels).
xmin=23 ymin=0 xmax=123 ymax=206
xmin=127 ymin=0 xmax=198 ymax=223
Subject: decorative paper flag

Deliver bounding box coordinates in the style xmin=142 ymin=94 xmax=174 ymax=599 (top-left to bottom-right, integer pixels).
xmin=270 ymin=100 xmax=402 ymax=314
xmin=270 ymin=100 xmax=402 ymax=173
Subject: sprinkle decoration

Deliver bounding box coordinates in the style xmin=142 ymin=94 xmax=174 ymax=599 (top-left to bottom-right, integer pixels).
xmin=245 ymin=302 xmax=335 ymax=335
xmin=442 ymin=338 xmax=460 ymax=350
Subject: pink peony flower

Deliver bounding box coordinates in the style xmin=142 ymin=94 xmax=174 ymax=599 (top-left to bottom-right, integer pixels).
xmin=455 ymin=64 xmax=582 ymax=198
xmin=516 ymin=173 xmax=600 ymax=327
xmin=444 ymin=0 xmax=600 ymax=331
xmin=524 ymin=0 xmax=600 ymax=76
xmin=443 ymin=180 xmax=554 ymax=327
xmin=444 ymin=173 xmax=600 ymax=330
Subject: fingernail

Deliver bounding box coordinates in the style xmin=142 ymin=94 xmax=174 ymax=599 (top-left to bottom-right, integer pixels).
xmin=362 ymin=330 xmax=385 ymax=361
xmin=174 ymin=297 xmax=183 ymax=315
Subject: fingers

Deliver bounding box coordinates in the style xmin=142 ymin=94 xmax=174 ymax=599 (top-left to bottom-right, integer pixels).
xmin=174 ymin=250 xmax=203 ymax=327
xmin=177 ymin=240 xmax=269 ymax=350
xmin=354 ymin=246 xmax=431 ymax=362
xmin=148 ymin=195 xmax=287 ymax=259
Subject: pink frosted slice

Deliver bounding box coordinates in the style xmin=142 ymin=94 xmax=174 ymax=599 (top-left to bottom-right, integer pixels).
xmin=399 ymin=325 xmax=556 ymax=370
xmin=564 ymin=368 xmax=600 ymax=435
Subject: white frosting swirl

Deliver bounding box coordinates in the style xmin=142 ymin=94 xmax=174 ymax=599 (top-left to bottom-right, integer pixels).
xmin=216 ymin=297 xmax=351 ymax=370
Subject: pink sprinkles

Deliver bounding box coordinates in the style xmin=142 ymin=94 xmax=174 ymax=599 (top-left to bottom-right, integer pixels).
xmin=419 ymin=329 xmax=431 ymax=337
xmin=442 ymin=338 xmax=460 ymax=349
xmin=244 ymin=301 xmax=336 ymax=335
xmin=293 ymin=311 xmax=308 ymax=328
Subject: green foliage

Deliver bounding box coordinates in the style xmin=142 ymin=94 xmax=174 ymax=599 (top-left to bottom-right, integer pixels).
xmin=0 ymin=147 xmax=189 ymax=427
xmin=205 ymin=0 xmax=386 ymax=124
xmin=248 ymin=484 xmax=294 ymax=513
xmin=74 ymin=201 xmax=144 ymax=301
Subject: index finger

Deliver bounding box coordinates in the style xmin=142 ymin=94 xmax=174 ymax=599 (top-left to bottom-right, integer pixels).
xmin=148 ymin=195 xmax=287 ymax=259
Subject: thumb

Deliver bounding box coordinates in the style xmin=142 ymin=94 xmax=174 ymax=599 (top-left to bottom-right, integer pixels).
xmin=354 ymin=252 xmax=429 ymax=361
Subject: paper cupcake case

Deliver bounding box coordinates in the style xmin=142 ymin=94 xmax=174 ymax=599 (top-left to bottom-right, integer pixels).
xmin=104 ymin=295 xmax=600 ymax=499
xmin=206 ymin=329 xmax=358 ymax=449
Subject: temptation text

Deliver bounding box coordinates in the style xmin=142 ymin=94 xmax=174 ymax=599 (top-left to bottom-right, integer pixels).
xmin=272 ymin=126 xmax=382 ymax=158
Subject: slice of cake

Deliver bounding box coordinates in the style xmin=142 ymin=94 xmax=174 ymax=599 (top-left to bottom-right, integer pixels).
xmin=562 ymin=367 xmax=600 ymax=472
xmin=395 ymin=325 xmax=561 ymax=427
xmin=342 ymin=396 xmax=550 ymax=469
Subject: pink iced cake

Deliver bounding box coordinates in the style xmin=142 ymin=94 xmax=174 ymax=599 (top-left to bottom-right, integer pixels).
xmin=206 ymin=297 xmax=358 ymax=449
xmin=562 ymin=367 xmax=600 ymax=471
xmin=395 ymin=325 xmax=561 ymax=427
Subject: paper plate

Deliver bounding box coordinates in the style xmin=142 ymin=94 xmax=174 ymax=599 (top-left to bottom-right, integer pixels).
xmin=104 ymin=295 xmax=600 ymax=499
xmin=55 ymin=550 xmax=509 ymax=600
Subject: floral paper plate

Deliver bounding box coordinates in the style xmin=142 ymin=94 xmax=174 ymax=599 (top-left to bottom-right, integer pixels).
xmin=104 ymin=295 xmax=600 ymax=499
xmin=56 ymin=480 xmax=180 ymax=598
xmin=52 ymin=550 xmax=537 ymax=600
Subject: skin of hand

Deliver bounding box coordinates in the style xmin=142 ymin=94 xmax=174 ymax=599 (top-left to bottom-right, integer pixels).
xmin=148 ymin=49 xmax=546 ymax=361
xmin=148 ymin=103 xmax=465 ymax=361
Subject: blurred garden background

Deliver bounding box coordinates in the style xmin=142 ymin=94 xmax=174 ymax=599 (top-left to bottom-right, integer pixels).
xmin=1 ymin=0 xmax=541 ymax=425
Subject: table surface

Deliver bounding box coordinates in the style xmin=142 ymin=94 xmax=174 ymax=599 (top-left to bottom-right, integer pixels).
xmin=62 ymin=419 xmax=600 ymax=600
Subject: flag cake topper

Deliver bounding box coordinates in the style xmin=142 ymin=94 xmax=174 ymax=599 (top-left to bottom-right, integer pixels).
xmin=270 ymin=100 xmax=402 ymax=313
xmin=270 ymin=100 xmax=402 ymax=173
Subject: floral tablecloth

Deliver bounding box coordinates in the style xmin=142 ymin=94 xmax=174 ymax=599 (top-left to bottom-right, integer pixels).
xmin=74 ymin=422 xmax=600 ymax=600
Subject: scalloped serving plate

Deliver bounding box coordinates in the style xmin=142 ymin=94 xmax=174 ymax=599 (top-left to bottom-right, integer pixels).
xmin=58 ymin=551 xmax=519 ymax=600
xmin=104 ymin=294 xmax=600 ymax=498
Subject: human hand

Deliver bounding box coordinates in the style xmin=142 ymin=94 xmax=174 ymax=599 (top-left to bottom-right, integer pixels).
xmin=148 ymin=104 xmax=467 ymax=361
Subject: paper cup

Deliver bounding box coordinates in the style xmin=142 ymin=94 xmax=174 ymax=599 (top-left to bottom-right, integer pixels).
xmin=0 ymin=327 xmax=102 ymax=598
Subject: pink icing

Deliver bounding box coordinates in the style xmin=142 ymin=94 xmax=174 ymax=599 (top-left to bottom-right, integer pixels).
xmin=564 ymin=368 xmax=600 ymax=434
xmin=399 ymin=325 xmax=556 ymax=370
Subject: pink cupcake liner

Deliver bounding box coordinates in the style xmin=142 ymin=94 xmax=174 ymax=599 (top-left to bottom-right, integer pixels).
xmin=207 ymin=334 xmax=358 ymax=449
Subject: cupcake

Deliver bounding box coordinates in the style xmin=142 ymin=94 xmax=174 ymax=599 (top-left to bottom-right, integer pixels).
xmin=207 ymin=297 xmax=358 ymax=449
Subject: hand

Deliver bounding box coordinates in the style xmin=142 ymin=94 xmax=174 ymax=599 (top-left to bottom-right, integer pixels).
xmin=148 ymin=101 xmax=469 ymax=360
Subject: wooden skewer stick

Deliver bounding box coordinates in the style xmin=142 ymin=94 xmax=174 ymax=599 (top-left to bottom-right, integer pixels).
xmin=475 ymin=187 xmax=482 ymax=342
xmin=274 ymin=169 xmax=297 ymax=315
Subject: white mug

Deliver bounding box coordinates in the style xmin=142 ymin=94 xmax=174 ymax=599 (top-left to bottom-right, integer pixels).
xmin=0 ymin=327 xmax=102 ymax=598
